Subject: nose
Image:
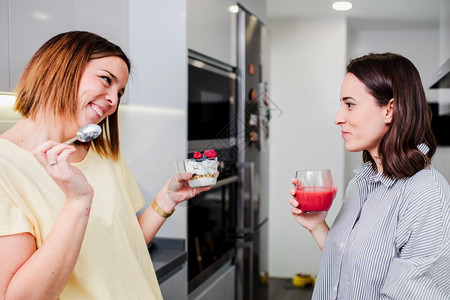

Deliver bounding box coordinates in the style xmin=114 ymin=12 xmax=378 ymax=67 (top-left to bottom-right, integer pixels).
xmin=334 ymin=106 xmax=345 ymax=126
xmin=105 ymin=90 xmax=119 ymax=107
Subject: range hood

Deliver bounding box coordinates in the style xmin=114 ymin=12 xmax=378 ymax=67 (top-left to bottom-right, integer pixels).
xmin=430 ymin=57 xmax=450 ymax=89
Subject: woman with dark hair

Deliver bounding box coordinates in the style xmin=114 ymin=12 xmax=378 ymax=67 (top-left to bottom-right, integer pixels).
xmin=0 ymin=31 xmax=209 ymax=299
xmin=290 ymin=53 xmax=449 ymax=299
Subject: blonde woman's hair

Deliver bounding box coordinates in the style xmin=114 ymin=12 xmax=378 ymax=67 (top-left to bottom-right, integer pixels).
xmin=15 ymin=31 xmax=130 ymax=160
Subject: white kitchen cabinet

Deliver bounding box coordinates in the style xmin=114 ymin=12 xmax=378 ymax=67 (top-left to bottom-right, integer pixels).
xmin=160 ymin=264 xmax=188 ymax=300
xmin=188 ymin=262 xmax=236 ymax=300
xmin=187 ymin=0 xmax=237 ymax=66
xmin=0 ymin=0 xmax=9 ymax=91
xmin=125 ymin=0 xmax=189 ymax=240
xmin=9 ymin=0 xmax=73 ymax=89
xmin=238 ymin=0 xmax=267 ymax=24
xmin=8 ymin=0 xmax=127 ymax=92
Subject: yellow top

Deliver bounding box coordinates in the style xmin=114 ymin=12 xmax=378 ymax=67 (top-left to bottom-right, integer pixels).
xmin=0 ymin=139 xmax=162 ymax=299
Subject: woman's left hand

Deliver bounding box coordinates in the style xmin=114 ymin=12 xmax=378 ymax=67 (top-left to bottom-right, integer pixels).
xmin=168 ymin=172 xmax=211 ymax=203
xmin=154 ymin=172 xmax=212 ymax=213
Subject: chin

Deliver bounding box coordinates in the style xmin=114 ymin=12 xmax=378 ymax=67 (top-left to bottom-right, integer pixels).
xmin=345 ymin=143 xmax=363 ymax=153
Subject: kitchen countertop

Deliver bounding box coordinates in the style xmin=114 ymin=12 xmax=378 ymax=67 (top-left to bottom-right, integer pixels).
xmin=148 ymin=237 xmax=187 ymax=283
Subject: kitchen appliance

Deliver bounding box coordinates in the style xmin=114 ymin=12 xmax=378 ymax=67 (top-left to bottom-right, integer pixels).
xmin=186 ymin=7 xmax=271 ymax=299
xmin=188 ymin=50 xmax=237 ymax=151
xmin=235 ymin=7 xmax=270 ymax=300
xmin=186 ymin=51 xmax=240 ymax=294
xmin=186 ymin=147 xmax=239 ymax=293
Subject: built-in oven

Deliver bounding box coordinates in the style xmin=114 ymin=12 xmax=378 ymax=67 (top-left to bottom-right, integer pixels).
xmin=187 ymin=51 xmax=239 ymax=293
xmin=188 ymin=50 xmax=237 ymax=151
xmin=187 ymin=147 xmax=238 ymax=293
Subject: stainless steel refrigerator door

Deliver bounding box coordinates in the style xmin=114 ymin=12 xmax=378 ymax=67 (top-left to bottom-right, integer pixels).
xmin=236 ymin=8 xmax=270 ymax=300
xmin=236 ymin=221 xmax=269 ymax=300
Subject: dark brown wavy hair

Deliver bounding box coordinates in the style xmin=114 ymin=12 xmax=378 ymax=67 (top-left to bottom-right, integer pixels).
xmin=14 ymin=31 xmax=130 ymax=160
xmin=347 ymin=53 xmax=436 ymax=179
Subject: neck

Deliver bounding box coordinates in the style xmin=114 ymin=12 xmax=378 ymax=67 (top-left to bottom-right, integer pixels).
xmin=370 ymin=153 xmax=383 ymax=173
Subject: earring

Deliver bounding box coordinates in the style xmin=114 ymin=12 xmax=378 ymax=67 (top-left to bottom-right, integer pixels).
xmin=385 ymin=120 xmax=390 ymax=124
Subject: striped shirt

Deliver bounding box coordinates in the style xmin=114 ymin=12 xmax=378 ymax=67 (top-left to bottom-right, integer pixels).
xmin=313 ymin=146 xmax=450 ymax=299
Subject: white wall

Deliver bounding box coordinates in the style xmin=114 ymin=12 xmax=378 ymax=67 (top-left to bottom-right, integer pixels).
xmin=267 ymin=17 xmax=347 ymax=277
xmin=347 ymin=25 xmax=439 ymax=100
xmin=124 ymin=0 xmax=188 ymax=239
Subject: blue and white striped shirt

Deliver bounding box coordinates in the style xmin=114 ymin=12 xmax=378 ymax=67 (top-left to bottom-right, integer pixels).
xmin=313 ymin=148 xmax=450 ymax=299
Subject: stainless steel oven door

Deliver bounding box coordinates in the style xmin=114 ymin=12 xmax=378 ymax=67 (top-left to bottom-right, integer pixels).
xmin=188 ymin=53 xmax=237 ymax=151
xmin=187 ymin=174 xmax=238 ymax=293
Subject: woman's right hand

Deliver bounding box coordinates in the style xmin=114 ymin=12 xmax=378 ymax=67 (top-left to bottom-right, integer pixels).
xmin=289 ymin=178 xmax=328 ymax=232
xmin=32 ymin=141 xmax=94 ymax=202
xmin=290 ymin=178 xmax=333 ymax=250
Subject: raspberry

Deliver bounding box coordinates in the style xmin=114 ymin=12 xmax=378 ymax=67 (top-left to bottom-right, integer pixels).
xmin=203 ymin=149 xmax=217 ymax=158
xmin=193 ymin=152 xmax=202 ymax=159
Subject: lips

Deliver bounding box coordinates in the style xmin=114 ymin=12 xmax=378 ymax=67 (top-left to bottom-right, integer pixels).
xmin=89 ymin=103 xmax=104 ymax=117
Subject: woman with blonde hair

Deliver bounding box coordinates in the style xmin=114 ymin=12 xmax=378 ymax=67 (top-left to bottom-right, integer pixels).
xmin=0 ymin=31 xmax=207 ymax=299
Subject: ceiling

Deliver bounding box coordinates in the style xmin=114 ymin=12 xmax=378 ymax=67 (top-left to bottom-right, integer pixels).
xmin=266 ymin=0 xmax=441 ymax=29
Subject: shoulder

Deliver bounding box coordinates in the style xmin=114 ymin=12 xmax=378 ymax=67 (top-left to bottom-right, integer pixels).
xmin=397 ymin=166 xmax=449 ymax=224
xmin=403 ymin=166 xmax=449 ymax=199
xmin=0 ymin=139 xmax=33 ymax=170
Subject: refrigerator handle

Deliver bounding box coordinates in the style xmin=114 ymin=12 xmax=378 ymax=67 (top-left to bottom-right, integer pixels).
xmin=237 ymin=161 xmax=255 ymax=234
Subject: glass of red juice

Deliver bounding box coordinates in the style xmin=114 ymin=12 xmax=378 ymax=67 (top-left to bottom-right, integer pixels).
xmin=295 ymin=169 xmax=334 ymax=213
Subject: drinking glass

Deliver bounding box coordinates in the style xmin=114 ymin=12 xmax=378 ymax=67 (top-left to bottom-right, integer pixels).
xmin=295 ymin=169 xmax=334 ymax=213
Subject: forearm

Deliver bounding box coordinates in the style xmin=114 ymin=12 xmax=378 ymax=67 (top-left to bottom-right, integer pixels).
xmin=310 ymin=221 xmax=329 ymax=251
xmin=138 ymin=173 xmax=207 ymax=244
xmin=138 ymin=192 xmax=176 ymax=245
xmin=6 ymin=199 xmax=91 ymax=300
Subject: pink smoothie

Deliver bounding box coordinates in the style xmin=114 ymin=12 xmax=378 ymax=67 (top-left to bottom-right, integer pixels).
xmin=295 ymin=186 xmax=333 ymax=212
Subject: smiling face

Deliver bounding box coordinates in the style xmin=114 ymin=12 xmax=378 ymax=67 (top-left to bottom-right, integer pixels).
xmin=335 ymin=73 xmax=392 ymax=158
xmin=76 ymin=56 xmax=129 ymax=128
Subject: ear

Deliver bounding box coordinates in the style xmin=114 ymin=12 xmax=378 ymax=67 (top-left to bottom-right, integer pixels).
xmin=384 ymin=98 xmax=394 ymax=124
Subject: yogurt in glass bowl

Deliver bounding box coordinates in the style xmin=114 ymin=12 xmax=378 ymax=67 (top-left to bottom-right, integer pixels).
xmin=176 ymin=150 xmax=218 ymax=188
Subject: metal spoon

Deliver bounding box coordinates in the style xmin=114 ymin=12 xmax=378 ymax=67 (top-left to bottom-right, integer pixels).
xmin=64 ymin=124 xmax=102 ymax=144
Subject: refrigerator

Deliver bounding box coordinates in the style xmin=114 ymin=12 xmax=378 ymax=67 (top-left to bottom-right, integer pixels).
xmin=236 ymin=7 xmax=270 ymax=300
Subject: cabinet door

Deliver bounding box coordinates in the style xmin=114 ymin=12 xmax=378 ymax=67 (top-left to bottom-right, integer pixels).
xmin=189 ymin=263 xmax=235 ymax=300
xmin=9 ymin=0 xmax=74 ymax=90
xmin=187 ymin=0 xmax=237 ymax=66
xmin=9 ymin=0 xmax=128 ymax=91
xmin=160 ymin=265 xmax=188 ymax=300
xmin=0 ymin=0 xmax=9 ymax=91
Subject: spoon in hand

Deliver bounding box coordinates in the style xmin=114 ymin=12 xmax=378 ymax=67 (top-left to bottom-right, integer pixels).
xmin=64 ymin=124 xmax=102 ymax=144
